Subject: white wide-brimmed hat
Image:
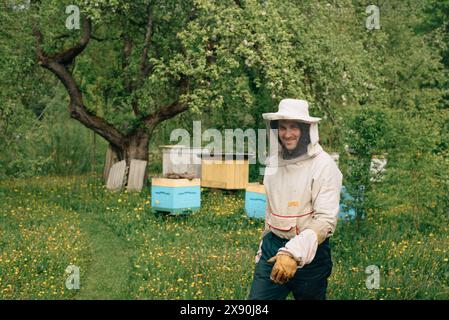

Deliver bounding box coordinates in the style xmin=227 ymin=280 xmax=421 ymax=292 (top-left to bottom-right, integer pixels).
xmin=262 ymin=99 xmax=321 ymax=123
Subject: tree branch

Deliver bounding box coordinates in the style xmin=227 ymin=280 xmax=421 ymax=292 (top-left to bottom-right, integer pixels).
xmin=53 ymin=33 xmax=115 ymax=42
xmin=50 ymin=19 xmax=92 ymax=65
xmin=44 ymin=61 xmax=126 ymax=148
xmin=32 ymin=27 xmax=45 ymax=62
xmin=120 ymin=34 xmax=141 ymax=117
xmin=142 ymin=77 xmax=189 ymax=128
xmin=33 ymin=20 xmax=126 ymax=149
xmin=140 ymin=2 xmax=154 ymax=77
xmin=122 ymin=2 xmax=155 ymax=118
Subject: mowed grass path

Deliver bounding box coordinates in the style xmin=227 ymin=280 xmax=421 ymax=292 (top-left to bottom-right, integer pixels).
xmin=76 ymin=212 xmax=132 ymax=299
xmin=0 ymin=176 xmax=134 ymax=299
xmin=1 ymin=175 xmax=448 ymax=299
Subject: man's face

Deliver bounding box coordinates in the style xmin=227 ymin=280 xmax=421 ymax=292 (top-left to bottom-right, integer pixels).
xmin=278 ymin=120 xmax=301 ymax=151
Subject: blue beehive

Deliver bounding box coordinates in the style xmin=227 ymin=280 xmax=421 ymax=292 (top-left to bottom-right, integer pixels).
xmin=338 ymin=185 xmax=356 ymax=220
xmin=151 ymin=178 xmax=201 ymax=214
xmin=245 ymin=183 xmax=267 ymax=219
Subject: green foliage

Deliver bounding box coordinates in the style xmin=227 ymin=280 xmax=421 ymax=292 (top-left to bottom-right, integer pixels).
xmin=1 ymin=0 xmax=446 ymax=222
xmin=339 ymin=106 xmax=387 ymax=221
xmin=417 ymin=0 xmax=449 ymax=68
xmin=378 ymin=109 xmax=449 ymax=221
xmin=0 ymin=89 xmax=108 ymax=178
xmin=0 ymin=0 xmax=447 ymax=304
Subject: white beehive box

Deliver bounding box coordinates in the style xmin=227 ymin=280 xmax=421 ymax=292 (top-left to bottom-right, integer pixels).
xmin=160 ymin=145 xmax=202 ymax=178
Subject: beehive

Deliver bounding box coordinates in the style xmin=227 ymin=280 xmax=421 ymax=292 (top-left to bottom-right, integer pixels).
xmin=151 ymin=178 xmax=201 ymax=214
xmin=160 ymin=145 xmax=202 ymax=179
xmin=338 ymin=185 xmax=356 ymax=220
xmin=245 ymin=183 xmax=267 ymax=219
xmin=200 ymin=153 xmax=253 ymax=190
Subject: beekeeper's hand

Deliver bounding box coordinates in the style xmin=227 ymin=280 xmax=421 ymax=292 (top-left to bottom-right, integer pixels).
xmin=267 ymin=253 xmax=298 ymax=284
xmin=255 ymin=239 xmax=263 ymax=264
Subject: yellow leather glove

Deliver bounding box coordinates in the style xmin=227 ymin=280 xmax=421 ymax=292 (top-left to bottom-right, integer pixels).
xmin=267 ymin=253 xmax=298 ymax=285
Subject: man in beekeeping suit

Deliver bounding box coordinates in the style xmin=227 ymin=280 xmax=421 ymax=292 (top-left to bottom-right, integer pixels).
xmin=249 ymin=99 xmax=343 ymax=300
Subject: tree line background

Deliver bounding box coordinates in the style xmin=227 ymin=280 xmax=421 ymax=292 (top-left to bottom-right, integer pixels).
xmin=0 ymin=0 xmax=448 ymax=219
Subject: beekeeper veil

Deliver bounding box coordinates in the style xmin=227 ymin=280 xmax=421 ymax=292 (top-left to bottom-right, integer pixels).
xmin=262 ymin=99 xmax=323 ymax=167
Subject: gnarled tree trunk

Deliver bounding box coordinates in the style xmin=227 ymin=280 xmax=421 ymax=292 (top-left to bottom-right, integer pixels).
xmin=33 ymin=17 xmax=189 ymax=189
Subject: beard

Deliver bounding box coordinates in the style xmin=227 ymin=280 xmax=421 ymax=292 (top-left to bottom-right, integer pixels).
xmin=270 ymin=120 xmax=312 ymax=160
xmin=280 ymin=138 xmax=309 ymax=160
xmin=279 ymin=124 xmax=311 ymax=160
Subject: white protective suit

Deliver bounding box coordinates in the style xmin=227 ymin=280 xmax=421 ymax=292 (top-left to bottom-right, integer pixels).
xmin=260 ymin=99 xmax=343 ymax=267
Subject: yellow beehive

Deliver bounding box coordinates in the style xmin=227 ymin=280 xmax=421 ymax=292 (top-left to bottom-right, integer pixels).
xmin=246 ymin=182 xmax=266 ymax=194
xmin=200 ymin=156 xmax=250 ymax=190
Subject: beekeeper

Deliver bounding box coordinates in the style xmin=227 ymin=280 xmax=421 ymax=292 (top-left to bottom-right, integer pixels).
xmin=249 ymin=98 xmax=343 ymax=300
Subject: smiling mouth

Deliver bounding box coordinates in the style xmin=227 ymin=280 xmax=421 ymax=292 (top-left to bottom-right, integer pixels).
xmin=283 ymin=141 xmax=297 ymax=148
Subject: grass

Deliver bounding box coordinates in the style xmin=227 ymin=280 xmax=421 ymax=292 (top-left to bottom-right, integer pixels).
xmin=76 ymin=213 xmax=132 ymax=299
xmin=0 ymin=179 xmax=90 ymax=299
xmin=0 ymin=174 xmax=447 ymax=299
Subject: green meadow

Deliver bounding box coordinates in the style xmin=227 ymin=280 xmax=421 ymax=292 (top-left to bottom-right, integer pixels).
xmin=1 ymin=175 xmax=447 ymax=299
